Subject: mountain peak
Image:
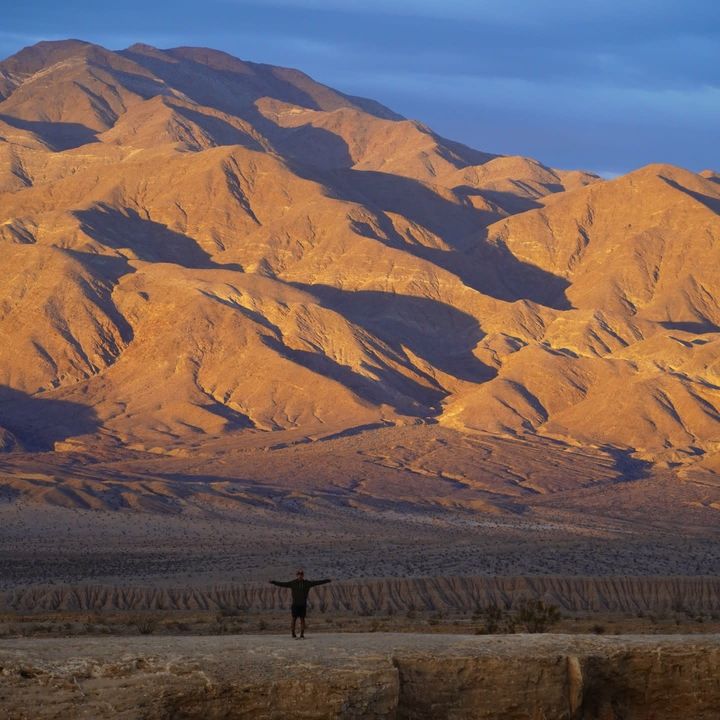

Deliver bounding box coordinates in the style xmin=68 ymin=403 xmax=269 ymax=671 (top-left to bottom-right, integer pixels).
xmin=0 ymin=39 xmax=717 ymax=473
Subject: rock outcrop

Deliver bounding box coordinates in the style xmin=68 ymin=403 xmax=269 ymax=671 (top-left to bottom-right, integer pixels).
xmin=1 ymin=633 xmax=719 ymax=719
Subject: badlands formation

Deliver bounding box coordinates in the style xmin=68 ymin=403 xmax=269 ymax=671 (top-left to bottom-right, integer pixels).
xmin=0 ymin=40 xmax=719 ymax=593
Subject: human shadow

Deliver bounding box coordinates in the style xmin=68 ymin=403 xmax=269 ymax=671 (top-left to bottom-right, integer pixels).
xmin=0 ymin=386 xmax=100 ymax=452
xmin=75 ymin=204 xmax=242 ymax=271
xmin=0 ymin=113 xmax=98 ymax=150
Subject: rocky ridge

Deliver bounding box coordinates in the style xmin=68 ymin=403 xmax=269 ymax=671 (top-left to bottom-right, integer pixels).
xmin=0 ymin=38 xmax=718 ymax=499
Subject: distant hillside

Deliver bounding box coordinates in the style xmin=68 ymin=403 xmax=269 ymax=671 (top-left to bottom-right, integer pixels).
xmin=0 ymin=39 xmax=717 ymax=480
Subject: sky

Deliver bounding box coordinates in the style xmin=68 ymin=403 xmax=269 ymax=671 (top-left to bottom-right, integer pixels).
xmin=2 ymin=0 xmax=718 ymax=175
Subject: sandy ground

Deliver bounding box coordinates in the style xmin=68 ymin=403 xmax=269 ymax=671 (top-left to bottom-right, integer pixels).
xmin=1 ymin=426 xmax=719 ymax=593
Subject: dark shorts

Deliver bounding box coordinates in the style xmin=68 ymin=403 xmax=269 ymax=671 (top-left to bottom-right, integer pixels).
xmin=291 ymin=604 xmax=307 ymax=619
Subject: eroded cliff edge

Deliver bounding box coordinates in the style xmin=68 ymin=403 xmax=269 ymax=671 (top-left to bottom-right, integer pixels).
xmin=1 ymin=633 xmax=719 ymax=719
xmin=5 ymin=575 xmax=720 ymax=614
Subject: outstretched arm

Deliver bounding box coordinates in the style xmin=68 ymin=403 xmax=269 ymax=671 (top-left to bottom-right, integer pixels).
xmin=309 ymin=579 xmax=331 ymax=587
xmin=269 ymin=580 xmax=293 ymax=587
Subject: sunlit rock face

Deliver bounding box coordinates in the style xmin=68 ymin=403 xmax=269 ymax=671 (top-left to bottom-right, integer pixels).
xmin=0 ymin=39 xmax=719 ymax=479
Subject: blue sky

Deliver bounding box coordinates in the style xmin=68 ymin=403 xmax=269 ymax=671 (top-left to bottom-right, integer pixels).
xmin=3 ymin=0 xmax=718 ymax=175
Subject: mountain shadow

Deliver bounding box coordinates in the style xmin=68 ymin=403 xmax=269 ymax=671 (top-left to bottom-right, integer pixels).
xmin=75 ymin=204 xmax=242 ymax=270
xmin=0 ymin=114 xmax=98 ymax=150
xmin=199 ymin=288 xmax=447 ymax=415
xmin=329 ymin=174 xmax=572 ymax=309
xmin=456 ymin=186 xmax=544 ymax=215
xmin=263 ymin=159 xmax=571 ymax=309
xmin=261 ymin=334 xmax=446 ymax=417
xmin=290 ymin=285 xmax=497 ymax=387
xmin=119 ymin=45 xmax=400 ymax=120
xmin=0 ymin=386 xmax=100 ymax=452
xmin=660 ymin=175 xmax=720 ymax=215
xmin=171 ymin=104 xmax=264 ymax=151
xmin=660 ymin=320 xmax=720 ymax=334
xmin=331 ymin=168 xmax=491 ymax=241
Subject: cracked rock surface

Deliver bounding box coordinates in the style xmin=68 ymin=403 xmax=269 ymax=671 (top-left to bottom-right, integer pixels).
xmin=2 ymin=633 xmax=720 ymax=719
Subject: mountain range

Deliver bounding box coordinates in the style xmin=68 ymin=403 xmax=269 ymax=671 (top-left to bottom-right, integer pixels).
xmin=1 ymin=38 xmax=718 ymax=484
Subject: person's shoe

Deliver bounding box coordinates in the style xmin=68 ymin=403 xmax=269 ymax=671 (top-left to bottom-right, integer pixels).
xmin=300 ymin=634 xmax=305 ymax=639
xmin=292 ymin=633 xmax=297 ymax=639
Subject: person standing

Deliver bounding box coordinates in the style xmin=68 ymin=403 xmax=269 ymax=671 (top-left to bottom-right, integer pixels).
xmin=269 ymin=570 xmax=331 ymax=638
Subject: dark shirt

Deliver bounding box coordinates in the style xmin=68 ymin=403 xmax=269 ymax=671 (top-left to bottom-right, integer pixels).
xmin=270 ymin=578 xmax=331 ymax=606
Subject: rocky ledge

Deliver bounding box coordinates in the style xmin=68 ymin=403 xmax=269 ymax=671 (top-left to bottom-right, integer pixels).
xmin=1 ymin=633 xmax=719 ymax=719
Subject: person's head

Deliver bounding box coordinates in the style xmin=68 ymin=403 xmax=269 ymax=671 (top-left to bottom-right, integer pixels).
xmin=296 ymin=569 xmax=304 ymax=579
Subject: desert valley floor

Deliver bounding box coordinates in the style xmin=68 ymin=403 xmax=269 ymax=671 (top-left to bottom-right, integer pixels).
xmin=0 ymin=40 xmax=718 ymax=619
xmin=2 ymin=425 xmax=720 ymax=600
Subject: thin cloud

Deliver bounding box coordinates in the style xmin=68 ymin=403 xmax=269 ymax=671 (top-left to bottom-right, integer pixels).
xmin=1 ymin=0 xmax=717 ymax=172
xmin=230 ymin=0 xmax=720 ymax=33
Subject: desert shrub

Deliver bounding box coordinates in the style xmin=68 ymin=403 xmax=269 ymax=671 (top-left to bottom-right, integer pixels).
xmin=258 ymin=620 xmax=268 ymax=631
xmin=475 ymin=603 xmax=516 ymax=634
xmin=474 ymin=600 xmax=561 ymax=634
xmin=218 ymin=607 xmax=244 ymax=618
xmin=169 ymin=621 xmax=191 ymax=632
xmin=136 ymin=618 xmax=158 ymax=635
xmin=515 ymin=599 xmax=561 ymax=633
xmin=671 ymin=600 xmax=688 ymax=615
xmin=591 ymin=624 xmax=606 ymax=635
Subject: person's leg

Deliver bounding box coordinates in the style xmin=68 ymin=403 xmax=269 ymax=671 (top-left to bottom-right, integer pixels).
xmin=299 ymin=616 xmax=306 ymax=637
xmin=291 ymin=614 xmax=297 ymax=637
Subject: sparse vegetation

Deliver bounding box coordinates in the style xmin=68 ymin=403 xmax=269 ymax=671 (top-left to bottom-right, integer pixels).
xmin=135 ymin=617 xmax=158 ymax=635
xmin=515 ymin=599 xmax=562 ymax=633
xmin=473 ymin=600 xmax=561 ymax=634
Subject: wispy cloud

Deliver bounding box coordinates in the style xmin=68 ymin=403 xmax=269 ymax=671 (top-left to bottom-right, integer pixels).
xmin=1 ymin=0 xmax=717 ymax=172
